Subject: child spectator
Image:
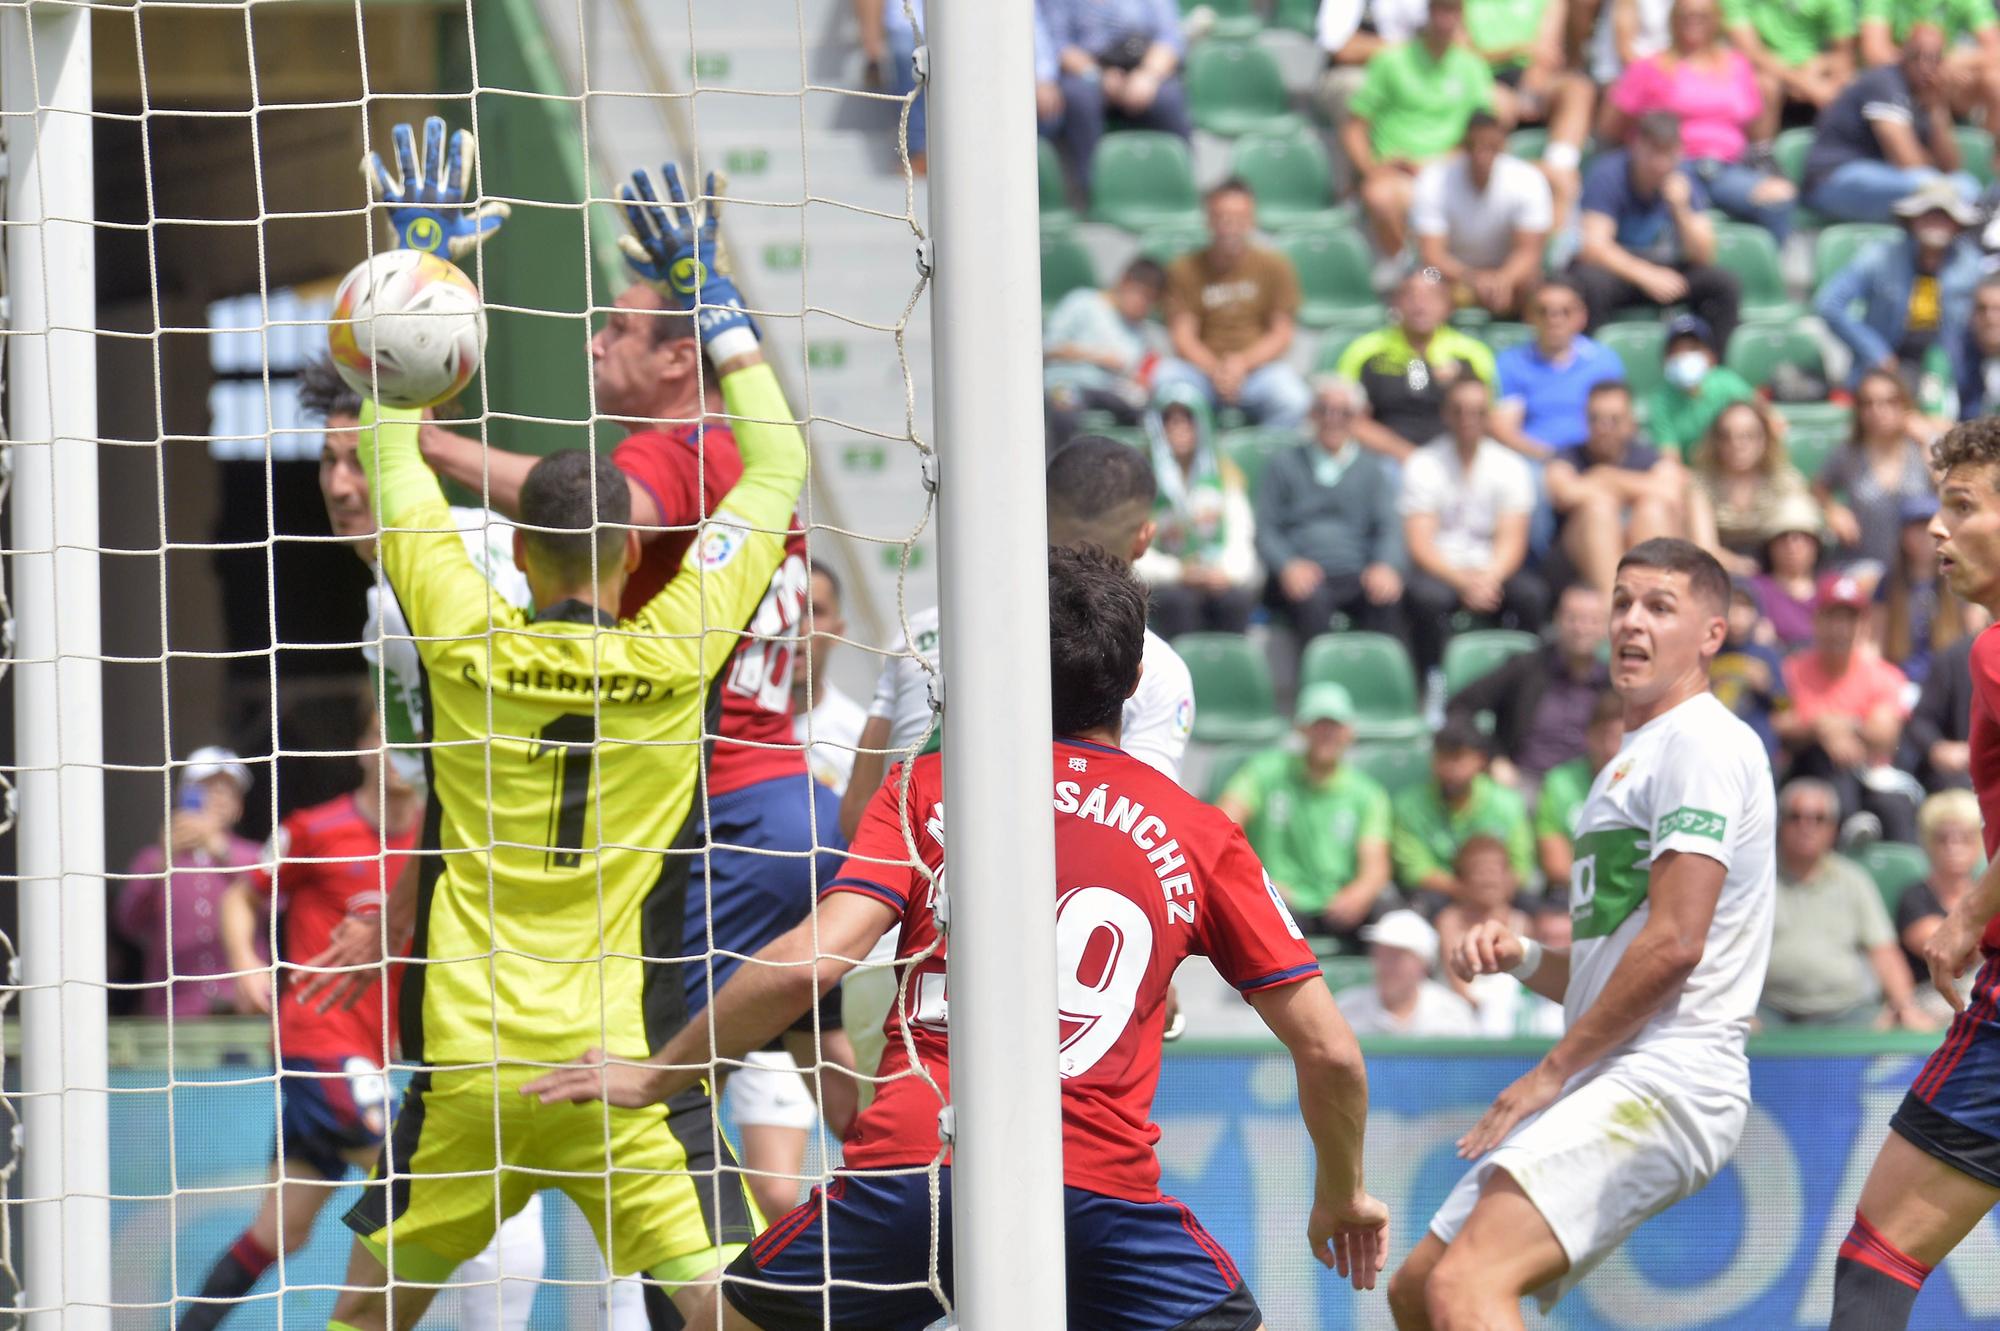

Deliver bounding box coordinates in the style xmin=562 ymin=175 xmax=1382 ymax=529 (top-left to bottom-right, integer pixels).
xmin=1391 ymin=717 xmax=1537 ymax=904
xmin=1749 ymin=492 xmax=1827 ymax=651
xmin=1136 ymin=385 xmax=1259 ymax=637
xmin=1043 ymin=257 xmax=1170 ymax=447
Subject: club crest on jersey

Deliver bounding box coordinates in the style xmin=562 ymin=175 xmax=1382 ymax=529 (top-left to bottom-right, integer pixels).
xmin=697 ymin=518 xmax=749 ymax=569
xmin=1068 ymin=756 xmax=1088 ymax=773
xmin=1608 ymin=760 xmax=1635 ymax=789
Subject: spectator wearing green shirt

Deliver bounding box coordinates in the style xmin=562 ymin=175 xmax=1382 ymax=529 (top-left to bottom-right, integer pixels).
xmin=1858 ymin=0 xmax=2000 ymax=158
xmin=1723 ymin=0 xmax=1855 ymax=146
xmin=1343 ymin=0 xmax=1498 ymax=258
xmin=1645 ymin=313 xmax=1755 ymax=461
xmin=1218 ymin=682 xmax=1395 ymax=945
xmin=1534 ymin=688 xmax=1626 ymax=889
xmin=1390 ymin=717 xmax=1537 ymax=902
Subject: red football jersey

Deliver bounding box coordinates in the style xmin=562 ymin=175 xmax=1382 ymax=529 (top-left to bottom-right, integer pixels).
xmin=613 ymin=421 xmax=809 ymax=796
xmin=827 ymin=739 xmax=1320 ymax=1203
xmin=1967 ymin=627 xmax=2000 ymax=954
xmin=246 ymin=794 xmax=417 ymax=1061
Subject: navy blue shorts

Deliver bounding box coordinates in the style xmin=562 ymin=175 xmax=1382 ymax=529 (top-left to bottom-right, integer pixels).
xmin=1895 ymin=954 xmax=2000 ymax=1189
xmin=278 ymin=1055 xmax=391 ymax=1180
xmin=723 ymin=1169 xmax=1261 ymax=1331
xmin=682 ymin=773 xmax=846 ymax=1015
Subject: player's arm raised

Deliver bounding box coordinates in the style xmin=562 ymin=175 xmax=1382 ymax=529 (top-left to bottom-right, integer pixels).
xmin=358 ymin=402 xmax=509 ymax=644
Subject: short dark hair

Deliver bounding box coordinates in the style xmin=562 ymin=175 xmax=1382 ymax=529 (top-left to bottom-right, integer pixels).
xmin=1455 ymin=834 xmax=1513 ymax=874
xmin=1047 ymin=436 xmax=1158 ymax=556
xmin=299 ymin=356 xmax=362 ymax=422
xmin=1932 ymin=416 xmax=2000 ymax=480
xmin=640 ymin=302 xmax=699 ymax=348
xmin=1532 ymin=275 xmax=1585 ymax=308
xmin=1048 ymin=544 xmax=1147 ymax=736
xmin=1634 ymin=112 xmax=1682 ymax=151
xmin=1464 ymin=109 xmax=1503 ymax=141
xmin=1207 ymin=176 xmax=1255 ymax=204
xmin=809 ymin=558 xmax=842 ymax=600
xmin=1617 ymin=537 xmax=1730 ymax=613
xmin=518 ymin=450 xmax=632 ymax=581
xmin=1587 ymin=379 xmax=1633 ymax=405
xmin=1119 ymin=257 xmax=1169 ymax=295
xmin=1434 ymin=717 xmax=1489 ymax=757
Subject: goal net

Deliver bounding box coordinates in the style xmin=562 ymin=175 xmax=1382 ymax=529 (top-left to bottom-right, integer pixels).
xmin=1 ymin=0 xmax=949 ymax=1325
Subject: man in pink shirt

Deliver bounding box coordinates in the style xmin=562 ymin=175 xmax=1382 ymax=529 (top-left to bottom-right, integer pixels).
xmin=1777 ymin=571 xmax=1920 ymax=842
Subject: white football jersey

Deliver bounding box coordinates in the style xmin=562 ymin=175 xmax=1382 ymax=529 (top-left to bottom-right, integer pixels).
xmin=866 ymin=605 xmax=1194 ymax=785
xmin=796 ymin=681 xmax=868 ymax=796
xmin=1564 ymin=690 xmax=1776 ymax=1099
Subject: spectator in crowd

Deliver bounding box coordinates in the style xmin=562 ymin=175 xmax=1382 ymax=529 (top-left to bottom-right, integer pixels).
xmin=1492 ymin=277 xmax=1627 ymax=461
xmin=1136 ymin=384 xmax=1259 ymax=637
xmin=1857 ymin=0 xmax=2000 ymax=142
xmin=1688 ymin=402 xmax=1812 ymax=577
xmin=1713 ymin=577 xmax=1790 ymax=753
xmin=1645 ymin=313 xmax=1755 ymax=460
xmin=1314 ymin=0 xmax=1432 ymax=188
xmin=1814 ymin=180 xmax=1983 ymax=400
xmin=1344 ymin=0 xmax=1500 ymax=258
xmin=1446 ymin=583 xmax=1610 ymax=787
xmin=1879 ymin=491 xmax=1965 ymax=684
xmin=1391 ymin=717 xmax=1537 ymax=901
xmin=1570 ymin=114 xmax=1742 ymax=348
xmin=1762 ymin=777 xmax=1927 ymax=1027
xmin=113 ymin=747 xmax=263 ymax=1019
xmin=795 ymin=560 xmax=868 ymax=797
xmin=1955 ymin=275 xmax=2000 ymax=420
xmin=1465 ymin=0 xmax=1596 ymax=223
xmin=1897 ymin=601 xmax=1992 ymax=791
xmin=1411 ymin=112 xmax=1556 ymax=321
xmin=1037 ymin=0 xmax=1192 ymax=192
xmin=1602 ymin=0 xmax=1675 ymax=80
xmin=1435 ymin=835 xmax=1537 ymax=1033
xmin=1601 ymin=0 xmax=1797 ymax=239
xmin=1337 ymin=270 xmax=1498 ymax=459
xmin=1897 ymin=788 xmax=1984 ymax=1013
xmin=1543 ymin=381 xmax=1686 ymax=593
xmin=1814 ymin=368 xmax=1939 ymax=570
xmin=1535 ymin=687 xmax=1627 ymax=888
xmin=1218 ymin=683 xmax=1395 ymax=947
xmin=1778 ymin=570 xmax=1918 ymax=842
xmin=1255 ymin=377 xmax=1409 ymax=641
xmin=1335 ymin=909 xmax=1481 ymax=1036
xmin=1724 ymin=0 xmax=1855 ymax=146
xmin=1802 ymin=26 xmax=1981 ymax=224
xmin=857 ymin=0 xmax=928 ymax=174
xmin=1043 ymin=256 xmax=1170 ymax=448
xmin=1401 ymin=376 xmax=1549 ymax=672
xmin=1158 ymin=179 xmax=1312 ymax=428
xmin=1749 ymin=491 xmax=1827 ymax=651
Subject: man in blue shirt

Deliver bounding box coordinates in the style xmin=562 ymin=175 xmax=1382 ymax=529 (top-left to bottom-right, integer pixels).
xmin=1492 ymin=276 xmax=1626 ymax=460
xmin=1567 ymin=113 xmax=1742 ymax=353
xmin=1037 ymin=0 xmax=1191 ymax=192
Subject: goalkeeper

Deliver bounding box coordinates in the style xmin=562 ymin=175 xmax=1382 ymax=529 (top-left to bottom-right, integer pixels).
xmin=324 ymin=163 xmax=806 ymax=1331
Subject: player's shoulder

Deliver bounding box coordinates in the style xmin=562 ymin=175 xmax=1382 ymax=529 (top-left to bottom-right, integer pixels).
xmin=1969 ymin=624 xmax=2000 ymax=679
xmin=1063 ymin=739 xmax=1243 ymax=841
xmin=1655 ymin=692 xmax=1772 ymax=779
xmin=1140 ymin=628 xmax=1192 ymax=691
xmin=288 ymin=793 xmax=363 ymax=844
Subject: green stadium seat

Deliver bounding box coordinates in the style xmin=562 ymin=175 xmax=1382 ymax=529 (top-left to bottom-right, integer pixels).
xmin=1311 ymin=313 xmax=1387 ymax=373
xmin=1715 ymin=222 xmax=1802 ymax=323
xmin=1725 ymin=322 xmax=1826 ymax=390
xmin=1089 ymin=132 xmax=1204 ymax=232
xmin=1775 ymin=401 xmax=1852 ymax=435
xmin=1039 ymin=137 xmax=1074 ymax=225
xmin=1959 ymin=125 xmax=1995 ymax=186
xmin=1189 ymin=42 xmax=1296 ymax=136
xmin=1443 ymin=629 xmax=1540 ymax=697
xmin=1479 ymin=321 xmax=1534 ymax=355
xmin=1773 ymin=127 xmax=1813 ymax=186
xmin=1137 ymin=219 xmax=1212 ymax=264
xmin=1200 ymin=741 xmax=1269 ymax=802
xmin=1857 ymin=840 xmax=1931 ymax=916
xmin=1594 ymin=321 xmax=1667 ymax=401
xmin=1347 ymin=739 xmax=1434 ymax=797
xmin=1272 ymin=0 xmax=1320 ymax=34
xmin=1040 ymin=228 xmax=1097 ymax=311
xmin=1813 ymin=222 xmax=1900 ymax=287
xmin=1785 ymin=421 xmax=1845 ymax=482
xmin=1300 ymin=631 xmax=1425 ymax=740
xmin=1279 ymin=228 xmax=1378 ymax=328
xmin=1231 ymin=131 xmax=1335 ymax=228
xmin=1183 ymin=0 xmax=1265 ymax=39
xmin=1505 ymin=126 xmax=1548 ymax=162
xmin=1175 ymin=632 xmax=1288 ymax=743
xmin=1219 ymin=425 xmax=1300 ymax=495
xmin=1319 ymin=953 xmax=1374 ymax=989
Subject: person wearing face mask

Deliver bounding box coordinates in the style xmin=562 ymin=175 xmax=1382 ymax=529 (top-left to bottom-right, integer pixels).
xmin=1953 ymin=274 xmax=2000 ymax=420
xmin=1814 ymin=179 xmax=1984 ymax=401
xmin=1135 ymin=384 xmax=1260 ymax=638
xmin=1645 ymin=312 xmax=1756 ymax=461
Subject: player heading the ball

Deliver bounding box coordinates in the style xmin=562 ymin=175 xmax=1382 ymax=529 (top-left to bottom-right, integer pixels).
xmin=1390 ymin=537 xmax=1778 ymax=1329
xmin=525 ymin=543 xmax=1389 ymax=1331
xmin=322 ymin=162 xmax=806 ymax=1331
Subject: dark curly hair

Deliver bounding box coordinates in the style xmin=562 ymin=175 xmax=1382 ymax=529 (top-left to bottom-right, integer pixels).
xmin=1048 ymin=544 xmax=1147 ymax=737
xmin=1932 ymin=416 xmax=2000 ymax=481
xmin=298 ymin=356 xmax=362 ymax=422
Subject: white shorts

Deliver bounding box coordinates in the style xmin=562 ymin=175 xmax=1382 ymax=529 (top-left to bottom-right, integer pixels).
xmin=1428 ymin=1071 xmax=1747 ymax=1310
xmin=728 ymin=1050 xmax=816 ymax=1131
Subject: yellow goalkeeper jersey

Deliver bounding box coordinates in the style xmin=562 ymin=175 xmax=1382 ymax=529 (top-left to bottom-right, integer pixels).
xmin=360 ymin=364 xmax=806 ymax=1068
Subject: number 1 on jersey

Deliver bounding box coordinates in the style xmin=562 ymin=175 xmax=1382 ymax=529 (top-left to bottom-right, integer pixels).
xmin=533 ymin=713 xmax=597 ymax=869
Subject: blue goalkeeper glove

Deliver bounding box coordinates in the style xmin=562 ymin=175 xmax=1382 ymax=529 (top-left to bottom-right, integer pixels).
xmin=363 ymin=116 xmax=509 ymax=259
xmin=618 ymin=163 xmax=760 ymax=361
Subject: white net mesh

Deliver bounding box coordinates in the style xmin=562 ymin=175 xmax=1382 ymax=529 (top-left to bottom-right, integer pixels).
xmin=0 ymin=0 xmax=948 ymax=1324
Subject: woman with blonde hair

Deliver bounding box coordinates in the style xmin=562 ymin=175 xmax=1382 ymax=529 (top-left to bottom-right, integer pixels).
xmin=1900 ymin=789 xmax=1985 ymax=1015
xmin=1686 ymin=397 xmax=1812 ymax=577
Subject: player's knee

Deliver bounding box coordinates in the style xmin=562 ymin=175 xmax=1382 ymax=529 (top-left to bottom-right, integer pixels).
xmin=1423 ymin=1247 xmax=1492 ymax=1327
xmin=1386 ymin=1260 xmax=1434 ymax=1329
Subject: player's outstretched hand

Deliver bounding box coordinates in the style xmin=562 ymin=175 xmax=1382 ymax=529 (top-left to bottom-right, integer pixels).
xmin=1309 ymin=1191 xmax=1389 ymax=1291
xmin=1457 ymin=1059 xmax=1564 ymax=1160
xmin=363 ymin=116 xmax=509 ymax=259
xmin=617 ymin=163 xmax=760 ymax=360
xmin=1449 ymin=919 xmax=1524 ymax=984
xmin=1923 ymin=911 xmax=1984 ymax=1013
xmin=295 ymin=912 xmax=387 ymax=1014
xmin=522 ymin=1049 xmax=673 ymax=1109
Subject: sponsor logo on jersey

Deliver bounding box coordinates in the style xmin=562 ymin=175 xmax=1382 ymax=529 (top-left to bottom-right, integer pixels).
xmin=1068 ymin=755 xmax=1088 ymax=772
xmin=698 ymin=518 xmax=749 ymax=569
xmin=1656 ymin=805 xmax=1727 ymax=841
xmin=1173 ymin=695 xmax=1194 ymax=739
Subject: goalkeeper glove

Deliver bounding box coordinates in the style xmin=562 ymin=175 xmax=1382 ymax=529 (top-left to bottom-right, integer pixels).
xmin=363 ymin=116 xmax=509 ymax=260
xmin=618 ymin=163 xmax=760 ymax=362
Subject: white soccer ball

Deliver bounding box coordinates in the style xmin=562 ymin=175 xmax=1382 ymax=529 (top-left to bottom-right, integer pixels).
xmin=327 ymin=249 xmax=485 ymax=410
